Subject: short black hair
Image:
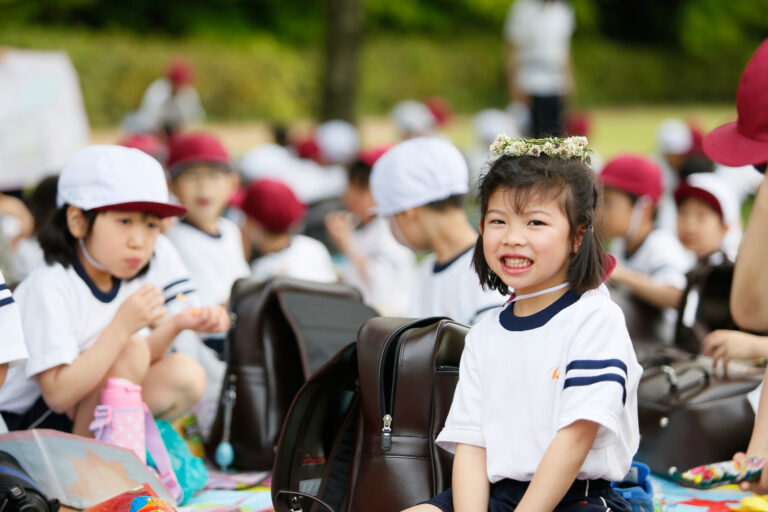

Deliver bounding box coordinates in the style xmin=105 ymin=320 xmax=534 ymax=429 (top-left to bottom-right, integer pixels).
xmin=424 ymin=194 xmax=465 ymax=211
xmin=26 ymin=175 xmax=59 ymax=236
xmin=39 ymin=206 xmax=151 ymax=277
xmin=472 ymin=155 xmax=605 ymax=295
xmin=347 ymin=159 xmax=372 ymax=188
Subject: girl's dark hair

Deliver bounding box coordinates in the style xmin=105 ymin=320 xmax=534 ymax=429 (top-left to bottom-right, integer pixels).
xmin=39 ymin=206 xmax=100 ymax=268
xmin=472 ymin=155 xmax=605 ymax=295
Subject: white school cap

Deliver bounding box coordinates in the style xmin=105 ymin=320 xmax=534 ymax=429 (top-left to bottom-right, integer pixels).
xmin=57 ymin=145 xmax=186 ymax=218
xmin=370 ymin=137 xmax=469 ymax=216
xmin=316 ymin=120 xmax=360 ymax=165
xmin=657 ymin=118 xmax=693 ymax=155
xmin=390 ymin=100 xmax=436 ymax=137
xmin=474 ymin=109 xmax=520 ymax=145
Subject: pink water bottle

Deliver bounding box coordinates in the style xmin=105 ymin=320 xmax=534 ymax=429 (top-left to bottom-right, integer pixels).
xmin=90 ymin=378 xmax=146 ymax=463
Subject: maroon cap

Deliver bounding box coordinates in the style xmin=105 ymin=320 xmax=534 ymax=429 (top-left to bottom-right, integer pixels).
xmin=241 ymin=179 xmax=306 ymax=233
xmin=294 ymin=136 xmax=321 ymax=162
xmin=166 ymin=132 xmax=231 ymax=178
xmin=704 ymin=39 xmax=768 ymax=167
xmin=166 ymin=58 xmax=195 ymax=86
xmin=599 ymin=154 xmax=664 ymax=204
xmin=425 ymin=97 xmax=453 ymax=126
xmin=358 ymin=145 xmax=392 ymax=168
xmin=118 ymin=133 xmax=168 ymax=164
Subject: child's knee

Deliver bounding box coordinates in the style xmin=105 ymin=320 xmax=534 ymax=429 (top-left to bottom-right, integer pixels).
xmin=161 ymin=353 xmax=206 ymax=403
xmin=109 ymin=335 xmax=151 ymax=383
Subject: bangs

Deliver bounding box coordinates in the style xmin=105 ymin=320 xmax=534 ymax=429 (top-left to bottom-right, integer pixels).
xmin=493 ymin=182 xmax=568 ymax=217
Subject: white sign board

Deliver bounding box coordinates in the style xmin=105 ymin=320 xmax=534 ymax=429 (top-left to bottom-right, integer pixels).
xmin=0 ymin=49 xmax=90 ymax=190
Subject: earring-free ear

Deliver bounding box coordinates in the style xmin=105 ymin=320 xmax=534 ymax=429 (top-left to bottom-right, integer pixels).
xmin=66 ymin=206 xmax=88 ymax=239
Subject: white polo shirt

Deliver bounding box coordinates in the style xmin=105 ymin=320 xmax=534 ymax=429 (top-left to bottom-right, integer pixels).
xmin=0 ymin=260 xmax=143 ymax=414
xmin=410 ymin=247 xmax=506 ymax=325
xmin=436 ymin=288 xmax=641 ymax=483
xmin=251 ymin=234 xmax=337 ymax=284
xmin=0 ymin=270 xmax=27 ymax=368
xmin=165 ymin=218 xmax=250 ymax=306
xmin=612 ymin=230 xmax=693 ymax=290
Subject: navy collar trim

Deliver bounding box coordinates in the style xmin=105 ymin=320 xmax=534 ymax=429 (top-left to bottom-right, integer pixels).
xmin=73 ymin=257 xmax=121 ymax=303
xmin=182 ymin=218 xmax=222 ymax=239
xmin=499 ymin=289 xmax=580 ymax=331
xmin=433 ymin=246 xmax=474 ymax=274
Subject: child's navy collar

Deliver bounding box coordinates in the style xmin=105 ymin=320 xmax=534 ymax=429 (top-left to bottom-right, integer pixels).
xmin=433 ymin=245 xmax=474 ymax=273
xmin=73 ymin=257 xmax=122 ymax=303
xmin=182 ymin=218 xmax=222 ymax=239
xmin=499 ymin=289 xmax=580 ymax=331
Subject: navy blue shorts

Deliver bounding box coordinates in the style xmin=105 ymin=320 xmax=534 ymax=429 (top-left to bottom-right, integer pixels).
xmin=425 ymin=478 xmax=632 ymax=512
xmin=1 ymin=396 xmax=73 ymax=432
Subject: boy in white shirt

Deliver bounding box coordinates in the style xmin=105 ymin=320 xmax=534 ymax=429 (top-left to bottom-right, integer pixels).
xmin=370 ymin=137 xmax=505 ymax=324
xmin=240 ymin=179 xmax=337 ymax=283
xmin=325 ymin=148 xmax=415 ymax=315
xmin=165 ymin=133 xmax=250 ymax=307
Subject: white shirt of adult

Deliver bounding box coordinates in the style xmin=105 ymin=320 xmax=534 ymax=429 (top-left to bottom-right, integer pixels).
xmin=504 ymin=0 xmax=575 ymax=96
xmin=410 ymin=247 xmax=506 ymax=325
xmin=165 ymin=218 xmax=250 ymax=306
xmin=138 ymin=78 xmax=204 ymax=133
xmin=251 ymin=234 xmax=337 ymax=284
xmin=436 ymin=288 xmax=641 ymax=483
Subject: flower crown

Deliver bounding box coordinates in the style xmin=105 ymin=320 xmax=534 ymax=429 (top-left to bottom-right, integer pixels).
xmin=489 ymin=134 xmax=592 ymax=163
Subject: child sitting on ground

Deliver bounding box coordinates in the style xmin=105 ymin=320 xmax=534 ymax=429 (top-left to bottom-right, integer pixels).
xmin=673 ymin=172 xmax=768 ymax=370
xmin=165 ymin=133 xmax=250 ymax=307
xmin=599 ymin=155 xmax=692 ymax=345
xmin=0 ymin=268 xmax=26 ymax=392
xmin=405 ymin=135 xmax=639 ymax=512
xmin=325 ymin=147 xmax=415 ymax=315
xmin=0 ymin=146 xmax=228 ymax=436
xmin=370 ymin=137 xmax=505 ymax=324
xmin=242 ymin=178 xmax=337 ymax=283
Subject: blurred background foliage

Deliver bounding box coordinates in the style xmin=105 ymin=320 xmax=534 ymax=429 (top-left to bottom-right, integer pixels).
xmin=1 ymin=0 xmax=767 ymax=126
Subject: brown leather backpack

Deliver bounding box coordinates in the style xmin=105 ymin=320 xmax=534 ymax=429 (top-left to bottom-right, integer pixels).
xmin=272 ymin=316 xmax=468 ymax=512
xmin=206 ymin=276 xmax=378 ymax=470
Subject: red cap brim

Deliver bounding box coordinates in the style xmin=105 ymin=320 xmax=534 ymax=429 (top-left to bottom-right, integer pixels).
xmin=703 ymin=121 xmax=768 ymax=167
xmin=95 ymin=201 xmax=187 ymax=218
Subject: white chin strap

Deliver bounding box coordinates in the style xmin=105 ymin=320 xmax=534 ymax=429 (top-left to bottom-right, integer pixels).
xmin=78 ymin=238 xmax=108 ymax=272
xmin=625 ymin=196 xmax=651 ymax=243
xmin=510 ymin=281 xmax=570 ymax=303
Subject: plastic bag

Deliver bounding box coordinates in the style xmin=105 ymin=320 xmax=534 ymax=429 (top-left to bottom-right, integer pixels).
xmin=147 ymin=420 xmax=208 ymax=504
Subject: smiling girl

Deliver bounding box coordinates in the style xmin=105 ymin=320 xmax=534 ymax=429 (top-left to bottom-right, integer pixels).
xmin=0 ymin=146 xmax=228 ymax=436
xmin=405 ymin=136 xmax=641 ymax=512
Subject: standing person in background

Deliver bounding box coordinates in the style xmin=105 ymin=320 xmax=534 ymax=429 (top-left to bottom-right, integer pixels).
xmin=504 ymin=0 xmax=575 ymax=137
xmin=702 ymin=38 xmax=768 ymax=493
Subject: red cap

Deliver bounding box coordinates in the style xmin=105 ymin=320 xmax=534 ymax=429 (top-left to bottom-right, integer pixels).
xmin=425 ymin=97 xmax=453 ymax=126
xmin=166 ymin=58 xmax=195 ymax=86
xmin=240 ymin=179 xmax=306 ymax=232
xmin=599 ymin=154 xmax=664 ymax=204
xmin=166 ymin=133 xmax=230 ymax=178
xmin=704 ymin=39 xmax=768 ymax=166
xmin=565 ymin=112 xmax=591 ymax=137
xmin=118 ymin=134 xmax=168 ymax=164
xmin=358 ymin=145 xmax=392 ymax=168
xmin=294 ymin=137 xmax=321 ymax=162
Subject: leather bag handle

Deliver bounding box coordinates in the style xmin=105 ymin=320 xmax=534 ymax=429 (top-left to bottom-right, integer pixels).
xmin=275 ymin=490 xmax=336 ymax=512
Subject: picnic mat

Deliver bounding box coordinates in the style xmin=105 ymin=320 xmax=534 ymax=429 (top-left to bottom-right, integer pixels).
xmin=649 ymin=474 xmax=758 ymax=512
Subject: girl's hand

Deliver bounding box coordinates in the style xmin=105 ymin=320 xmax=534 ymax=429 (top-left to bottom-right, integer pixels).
xmin=112 ymin=284 xmax=165 ymax=337
xmin=735 ymin=451 xmax=768 ymax=493
xmin=173 ymin=305 xmax=230 ymax=333
xmin=703 ymin=330 xmax=766 ymax=374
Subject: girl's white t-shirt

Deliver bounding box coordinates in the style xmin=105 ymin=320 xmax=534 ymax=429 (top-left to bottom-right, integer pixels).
xmin=0 ymin=270 xmax=27 ymax=368
xmin=0 ymin=260 xmax=143 ymax=414
xmin=165 ymin=218 xmax=250 ymax=306
xmin=436 ymin=288 xmax=641 ymax=483
xmin=251 ymin=234 xmax=337 ymax=284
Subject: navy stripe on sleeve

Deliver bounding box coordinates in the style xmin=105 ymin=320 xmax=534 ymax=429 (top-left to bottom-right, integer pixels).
xmin=563 ymin=374 xmax=627 ymax=404
xmin=163 ymin=278 xmax=190 ymax=291
xmin=566 ymin=359 xmax=627 ymax=376
xmin=0 ymin=284 xmax=8 ymax=292
xmin=165 ymin=289 xmax=196 ymax=305
xmin=0 ymin=296 xmax=15 ymax=309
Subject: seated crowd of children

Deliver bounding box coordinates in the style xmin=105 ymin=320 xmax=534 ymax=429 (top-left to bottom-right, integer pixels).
xmin=0 ymin=95 xmax=765 ymax=510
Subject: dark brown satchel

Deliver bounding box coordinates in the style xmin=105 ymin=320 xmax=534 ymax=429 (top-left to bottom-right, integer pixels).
xmin=206 ymin=276 xmax=378 ymax=470
xmin=272 ymin=316 xmax=468 ymax=512
xmin=636 ymin=359 xmax=761 ymax=474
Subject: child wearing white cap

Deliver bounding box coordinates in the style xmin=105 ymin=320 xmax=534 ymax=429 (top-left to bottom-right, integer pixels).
xmin=0 ymin=145 xmax=229 ymax=436
xmin=370 ymin=137 xmax=505 ymax=324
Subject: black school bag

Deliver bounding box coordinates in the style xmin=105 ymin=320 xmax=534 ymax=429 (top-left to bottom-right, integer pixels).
xmin=272 ymin=316 xmax=468 ymax=512
xmin=206 ymin=276 xmax=378 ymax=470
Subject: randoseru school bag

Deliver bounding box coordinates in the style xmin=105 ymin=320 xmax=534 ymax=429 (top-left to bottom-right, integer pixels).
xmin=206 ymin=276 xmax=378 ymax=470
xmin=272 ymin=316 xmax=468 ymax=512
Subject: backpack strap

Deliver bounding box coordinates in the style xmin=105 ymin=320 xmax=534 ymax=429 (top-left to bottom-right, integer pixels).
xmin=144 ymin=405 xmax=184 ymax=504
